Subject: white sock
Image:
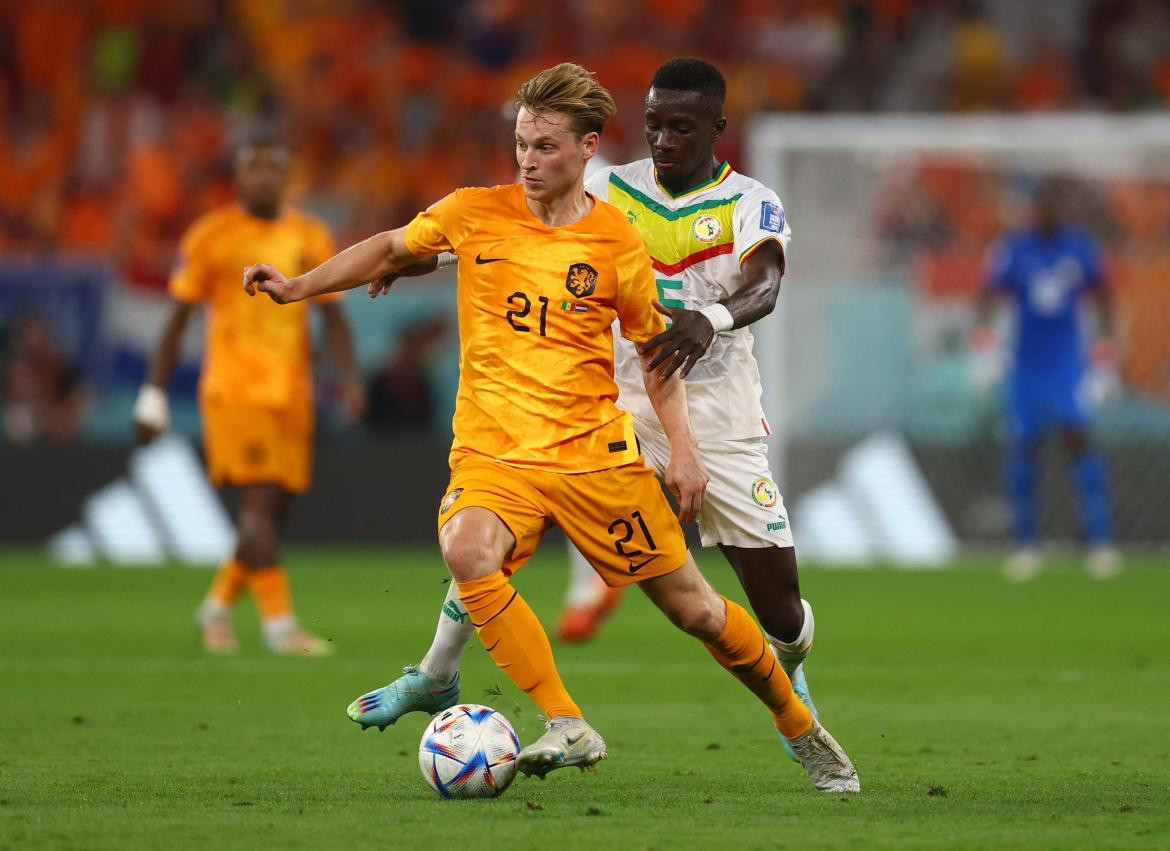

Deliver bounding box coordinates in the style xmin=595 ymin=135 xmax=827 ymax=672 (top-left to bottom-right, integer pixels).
xmin=197 ymin=597 xmax=231 ymax=625
xmin=262 ymin=613 xmax=297 ymax=643
xmin=766 ymin=598 xmax=815 ymax=680
xmin=564 ymin=544 xmax=605 ymax=608
xmin=418 ymin=583 xmax=474 ymax=684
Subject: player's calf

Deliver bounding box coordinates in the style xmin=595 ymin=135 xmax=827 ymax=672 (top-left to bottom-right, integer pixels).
xmin=766 ymin=598 xmax=815 ymax=679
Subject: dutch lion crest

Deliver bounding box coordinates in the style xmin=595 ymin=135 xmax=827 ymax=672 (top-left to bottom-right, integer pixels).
xmin=565 ymin=262 xmax=598 ymax=298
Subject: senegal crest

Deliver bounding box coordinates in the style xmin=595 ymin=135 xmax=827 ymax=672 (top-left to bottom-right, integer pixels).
xmin=692 ymin=214 xmax=722 ymax=244
xmin=565 ymin=262 xmax=598 ymax=298
xmin=751 ymin=477 xmax=778 ymax=509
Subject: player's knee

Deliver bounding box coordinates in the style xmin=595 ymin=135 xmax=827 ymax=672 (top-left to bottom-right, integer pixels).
xmin=669 ymin=592 xmax=724 ymax=640
xmin=237 ymin=537 xmax=277 ymax=569
xmin=236 ymin=515 xmax=278 ymax=567
xmin=441 ymin=535 xmax=500 ymax=581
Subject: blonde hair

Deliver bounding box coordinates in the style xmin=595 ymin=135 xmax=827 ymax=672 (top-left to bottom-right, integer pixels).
xmin=515 ymin=63 xmax=617 ymax=138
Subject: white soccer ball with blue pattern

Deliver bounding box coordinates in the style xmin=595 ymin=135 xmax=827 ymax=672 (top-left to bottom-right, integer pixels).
xmin=418 ymin=704 xmax=520 ymax=798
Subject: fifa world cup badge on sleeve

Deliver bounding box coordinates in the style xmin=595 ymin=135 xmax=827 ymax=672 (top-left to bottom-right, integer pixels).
xmin=760 ymin=200 xmax=785 ymax=234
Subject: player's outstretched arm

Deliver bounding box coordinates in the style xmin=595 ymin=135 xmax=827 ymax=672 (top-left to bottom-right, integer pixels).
xmin=367 ymin=254 xmax=442 ymax=298
xmin=639 ymin=349 xmax=708 ymax=524
xmin=134 ymin=300 xmax=194 ymax=444
xmin=643 ymin=240 xmax=785 ymax=379
xmin=244 ymin=227 xmax=421 ymax=304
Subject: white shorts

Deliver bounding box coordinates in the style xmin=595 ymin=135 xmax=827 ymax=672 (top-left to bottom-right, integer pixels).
xmin=634 ymin=418 xmax=794 ymax=549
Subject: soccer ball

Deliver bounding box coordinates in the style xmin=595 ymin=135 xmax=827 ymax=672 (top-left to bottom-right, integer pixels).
xmin=418 ymin=704 xmax=520 ymax=799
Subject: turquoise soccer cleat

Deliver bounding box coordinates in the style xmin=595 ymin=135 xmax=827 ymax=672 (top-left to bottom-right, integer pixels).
xmin=781 ymin=665 xmax=820 ymax=762
xmin=347 ymin=665 xmax=461 ymax=731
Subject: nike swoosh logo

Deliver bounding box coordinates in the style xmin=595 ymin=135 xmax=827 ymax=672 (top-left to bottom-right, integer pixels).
xmin=475 ymin=253 xmax=507 ymax=264
xmin=565 ymin=732 xmax=586 ymax=745
xmin=628 ymin=554 xmax=659 ymax=573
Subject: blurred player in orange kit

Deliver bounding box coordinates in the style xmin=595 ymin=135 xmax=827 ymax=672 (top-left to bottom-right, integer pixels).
xmin=243 ymin=64 xmax=857 ymax=791
xmin=135 ymin=132 xmax=364 ymax=656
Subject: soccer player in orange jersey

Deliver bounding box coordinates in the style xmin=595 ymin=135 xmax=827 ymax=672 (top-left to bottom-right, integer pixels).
xmin=243 ymin=64 xmax=857 ymax=791
xmin=136 ymin=134 xmax=363 ymax=656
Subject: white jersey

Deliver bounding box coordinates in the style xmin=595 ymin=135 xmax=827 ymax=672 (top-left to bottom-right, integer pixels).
xmin=586 ymin=159 xmax=791 ymax=441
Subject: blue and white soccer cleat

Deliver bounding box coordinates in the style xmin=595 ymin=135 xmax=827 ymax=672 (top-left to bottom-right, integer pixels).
xmin=347 ymin=665 xmax=461 ymax=731
xmin=781 ymin=665 xmax=820 ymax=762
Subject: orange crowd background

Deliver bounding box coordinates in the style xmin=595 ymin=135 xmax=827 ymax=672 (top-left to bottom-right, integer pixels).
xmin=4 ymin=0 xmax=1170 ymax=291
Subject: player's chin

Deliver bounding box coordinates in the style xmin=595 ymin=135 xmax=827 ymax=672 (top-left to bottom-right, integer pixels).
xmin=522 ymin=179 xmax=548 ymax=200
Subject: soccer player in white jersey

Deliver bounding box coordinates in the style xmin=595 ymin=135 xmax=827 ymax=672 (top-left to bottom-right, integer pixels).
xmin=351 ymin=59 xmax=827 ymax=765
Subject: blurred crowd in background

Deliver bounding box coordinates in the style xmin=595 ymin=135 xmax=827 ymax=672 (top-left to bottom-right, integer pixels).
xmin=3 ymin=0 xmax=1170 ymax=447
xmin=5 ymin=0 xmax=1170 ymax=265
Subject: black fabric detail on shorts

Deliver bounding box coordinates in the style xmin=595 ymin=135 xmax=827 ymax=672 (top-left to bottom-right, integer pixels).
xmin=608 ymin=441 xmax=627 ymax=453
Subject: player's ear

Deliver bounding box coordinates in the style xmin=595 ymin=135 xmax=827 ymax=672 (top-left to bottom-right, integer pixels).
xmin=712 ymin=116 xmax=727 ymax=142
xmin=581 ymin=131 xmax=600 ymax=159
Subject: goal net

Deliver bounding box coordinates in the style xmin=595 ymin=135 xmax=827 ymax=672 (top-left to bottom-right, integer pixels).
xmin=747 ymin=115 xmax=1170 ymax=549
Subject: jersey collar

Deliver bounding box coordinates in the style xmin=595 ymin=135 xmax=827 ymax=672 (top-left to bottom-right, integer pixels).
xmin=654 ymin=161 xmax=733 ymax=201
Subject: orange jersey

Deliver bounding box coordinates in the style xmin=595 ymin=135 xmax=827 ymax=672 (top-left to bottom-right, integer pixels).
xmin=168 ymin=204 xmax=338 ymax=409
xmin=404 ymin=184 xmax=665 ymax=472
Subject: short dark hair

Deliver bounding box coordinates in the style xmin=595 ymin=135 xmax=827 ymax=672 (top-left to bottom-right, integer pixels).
xmin=236 ymin=126 xmax=289 ymax=158
xmin=649 ymin=58 xmax=726 ymax=109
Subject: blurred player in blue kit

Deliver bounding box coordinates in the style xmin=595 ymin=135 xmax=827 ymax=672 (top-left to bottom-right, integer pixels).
xmin=972 ymin=177 xmax=1121 ymax=581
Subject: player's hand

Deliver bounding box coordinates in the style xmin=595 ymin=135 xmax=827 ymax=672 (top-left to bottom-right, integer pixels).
xmin=367 ymin=272 xmax=399 ymax=298
xmin=665 ymin=444 xmax=708 ymax=525
xmin=243 ymin=263 xmax=300 ymax=304
xmin=135 ymin=421 xmax=163 ymax=445
xmin=339 ymin=372 xmax=367 ymax=422
xmin=133 ymin=384 xmax=168 ymax=445
xmin=1085 ymin=339 xmax=1123 ymax=407
xmin=968 ymin=326 xmax=1003 ymax=394
xmin=640 ymin=300 xmax=715 ymax=380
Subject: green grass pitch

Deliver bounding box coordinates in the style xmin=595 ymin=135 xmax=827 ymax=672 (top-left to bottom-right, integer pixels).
xmin=1 ymin=548 xmax=1168 ymax=849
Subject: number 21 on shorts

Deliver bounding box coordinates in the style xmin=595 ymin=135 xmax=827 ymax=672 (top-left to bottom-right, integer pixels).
xmin=609 ymin=510 xmax=658 ymax=573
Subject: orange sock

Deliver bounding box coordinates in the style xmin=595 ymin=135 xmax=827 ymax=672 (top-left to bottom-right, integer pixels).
xmin=457 ymin=572 xmax=582 ymax=719
xmin=703 ymin=596 xmax=813 ymax=741
xmin=246 ymin=565 xmax=293 ymax=620
xmin=208 ymin=558 xmax=249 ymax=607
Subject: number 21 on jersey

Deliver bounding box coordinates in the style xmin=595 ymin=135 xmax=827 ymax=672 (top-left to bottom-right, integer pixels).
xmin=506 ymin=291 xmax=548 ymax=336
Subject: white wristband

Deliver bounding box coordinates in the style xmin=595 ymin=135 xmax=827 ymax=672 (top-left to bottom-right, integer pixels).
xmin=437 ymin=251 xmax=458 ymax=269
xmin=699 ymin=302 xmax=734 ymax=333
xmin=134 ymin=384 xmax=170 ymax=431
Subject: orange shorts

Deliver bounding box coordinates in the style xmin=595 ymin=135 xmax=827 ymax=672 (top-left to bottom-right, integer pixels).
xmin=200 ymin=397 xmax=314 ymax=493
xmin=436 ymin=451 xmax=688 ymax=587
